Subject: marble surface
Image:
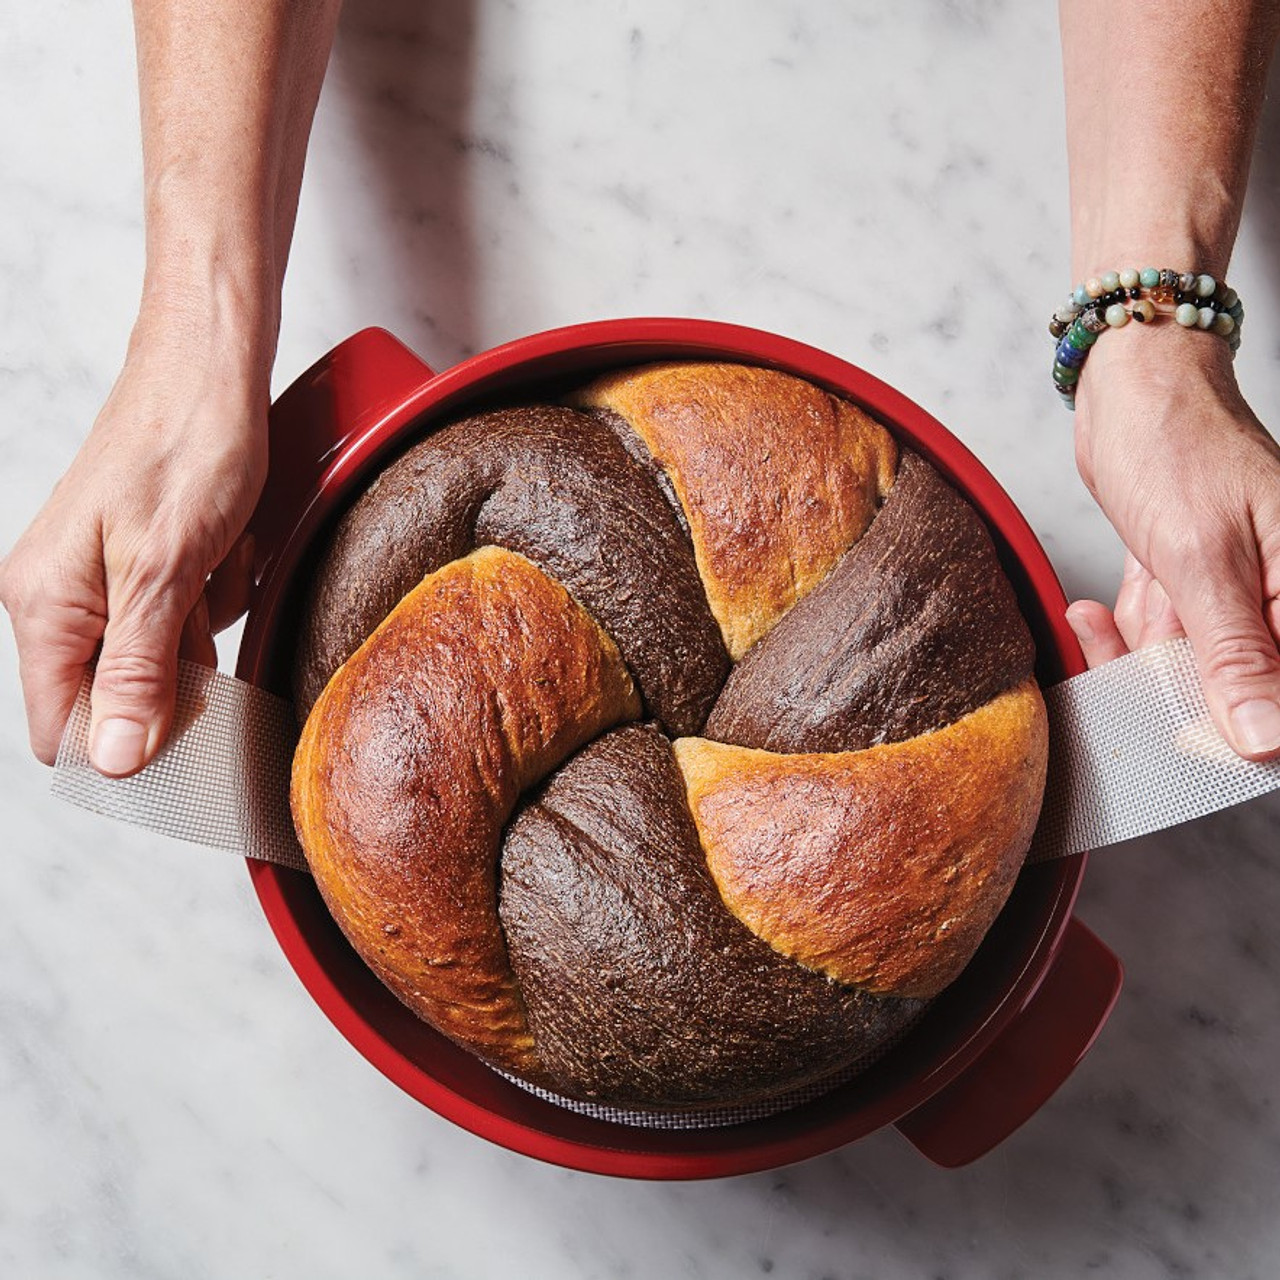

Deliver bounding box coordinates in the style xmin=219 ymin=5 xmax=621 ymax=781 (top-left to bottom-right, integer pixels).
xmin=3 ymin=2 xmax=1280 ymax=1277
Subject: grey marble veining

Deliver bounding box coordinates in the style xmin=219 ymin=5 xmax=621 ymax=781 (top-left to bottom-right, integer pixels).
xmin=3 ymin=2 xmax=1280 ymax=1278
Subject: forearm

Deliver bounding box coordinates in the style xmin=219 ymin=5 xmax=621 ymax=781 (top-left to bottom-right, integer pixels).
xmin=132 ymin=0 xmax=342 ymax=370
xmin=1059 ymin=2 xmax=1280 ymax=762
xmin=1060 ymin=0 xmax=1280 ymax=282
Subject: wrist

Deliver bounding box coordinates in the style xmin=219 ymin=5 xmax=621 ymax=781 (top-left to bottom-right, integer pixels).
xmin=1071 ymin=183 xmax=1239 ymax=284
xmin=1078 ymin=318 xmax=1236 ymax=396
xmin=1054 ymin=258 xmax=1244 ymax=421
xmin=141 ymin=165 xmax=281 ymax=347
xmin=1072 ymin=322 xmax=1244 ymax=471
xmin=135 ymin=240 xmax=280 ymax=396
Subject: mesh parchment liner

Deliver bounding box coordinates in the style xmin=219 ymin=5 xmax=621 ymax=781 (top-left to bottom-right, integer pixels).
xmin=1027 ymin=636 xmax=1280 ymax=862
xmin=52 ymin=663 xmax=307 ymax=873
xmin=48 ymin=641 xmax=1280 ymax=1128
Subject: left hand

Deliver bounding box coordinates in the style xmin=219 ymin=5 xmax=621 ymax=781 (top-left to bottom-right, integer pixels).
xmin=1067 ymin=322 xmax=1280 ymax=761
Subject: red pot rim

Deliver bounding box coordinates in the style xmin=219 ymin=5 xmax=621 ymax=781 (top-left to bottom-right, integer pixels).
xmin=237 ymin=318 xmax=1092 ymax=1178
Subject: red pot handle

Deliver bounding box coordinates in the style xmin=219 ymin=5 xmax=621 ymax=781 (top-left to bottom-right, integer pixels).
xmin=247 ymin=327 xmax=436 ymax=582
xmin=895 ymin=915 xmax=1122 ymax=1168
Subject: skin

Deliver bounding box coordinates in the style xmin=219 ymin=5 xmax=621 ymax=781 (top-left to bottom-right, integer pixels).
xmin=1059 ymin=0 xmax=1280 ymax=760
xmin=0 ymin=0 xmax=342 ymax=776
xmin=1 ymin=1 xmax=1277 ymax=774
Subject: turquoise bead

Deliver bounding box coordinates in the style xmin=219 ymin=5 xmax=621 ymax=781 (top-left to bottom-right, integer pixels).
xmin=1139 ymin=267 xmax=1161 ymax=288
xmin=1174 ymin=302 xmax=1200 ymax=327
xmin=1118 ymin=267 xmax=1140 ymax=289
xmin=1073 ymin=284 xmax=1090 ymax=306
xmin=1100 ymin=271 xmax=1121 ymax=292
xmin=1105 ymin=303 xmax=1129 ymax=327
xmin=1195 ymin=274 xmax=1216 ymax=298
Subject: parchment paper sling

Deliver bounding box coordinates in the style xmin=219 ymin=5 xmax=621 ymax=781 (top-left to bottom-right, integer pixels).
xmin=48 ymin=637 xmax=1280 ymax=1127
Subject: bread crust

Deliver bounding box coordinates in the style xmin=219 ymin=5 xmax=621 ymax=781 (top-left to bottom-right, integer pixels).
xmin=706 ymin=450 xmax=1036 ymax=752
xmin=499 ymin=722 xmax=924 ymax=1107
xmin=572 ymin=362 xmax=898 ymax=659
xmin=290 ymin=363 xmax=1050 ymax=1107
xmin=291 ymin=546 xmax=640 ymax=1074
xmin=293 ymin=405 xmax=728 ymax=735
xmin=674 ymin=679 xmax=1049 ymax=1000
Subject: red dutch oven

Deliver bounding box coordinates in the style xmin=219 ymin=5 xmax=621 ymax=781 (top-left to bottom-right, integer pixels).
xmin=236 ymin=319 xmax=1122 ymax=1179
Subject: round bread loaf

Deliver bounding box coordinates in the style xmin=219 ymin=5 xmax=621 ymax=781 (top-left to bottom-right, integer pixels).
xmin=289 ymin=362 xmax=1049 ymax=1109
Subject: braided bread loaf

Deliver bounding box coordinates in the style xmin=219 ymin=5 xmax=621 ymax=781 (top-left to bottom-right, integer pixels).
xmin=290 ymin=362 xmax=1048 ymax=1109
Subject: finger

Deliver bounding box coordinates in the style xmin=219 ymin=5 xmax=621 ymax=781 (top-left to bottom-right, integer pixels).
xmin=1065 ymin=599 xmax=1129 ymax=668
xmin=1164 ymin=542 xmax=1280 ymax=762
xmin=1111 ymin=553 xmax=1154 ymax=653
xmin=206 ymin=532 xmax=256 ymax=634
xmin=88 ymin=581 xmax=191 ymax=778
xmin=178 ymin=592 xmax=218 ymax=668
xmin=1132 ymin=572 xmax=1187 ymax=651
xmin=8 ymin=602 xmax=105 ymax=765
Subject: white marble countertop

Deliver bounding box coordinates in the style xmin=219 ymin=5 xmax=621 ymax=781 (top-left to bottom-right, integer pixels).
xmin=4 ymin=2 xmax=1280 ymax=1277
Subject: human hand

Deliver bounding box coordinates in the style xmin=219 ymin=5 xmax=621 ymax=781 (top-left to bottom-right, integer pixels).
xmin=1066 ymin=324 xmax=1280 ymax=760
xmin=0 ymin=293 xmax=271 ymax=776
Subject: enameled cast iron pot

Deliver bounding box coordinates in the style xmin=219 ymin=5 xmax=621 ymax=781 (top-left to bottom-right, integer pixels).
xmin=236 ymin=319 xmax=1123 ymax=1179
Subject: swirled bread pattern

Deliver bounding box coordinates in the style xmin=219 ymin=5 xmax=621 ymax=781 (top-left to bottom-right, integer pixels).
xmin=290 ymin=363 xmax=1048 ymax=1109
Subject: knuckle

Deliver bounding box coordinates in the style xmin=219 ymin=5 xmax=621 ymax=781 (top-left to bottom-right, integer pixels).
xmin=1199 ymin=631 xmax=1280 ymax=688
xmin=112 ymin=550 xmax=201 ymax=619
xmin=1162 ymin=512 xmax=1249 ymax=578
xmin=93 ymin=647 xmax=173 ymax=703
xmin=1163 ymin=523 xmax=1232 ymax=572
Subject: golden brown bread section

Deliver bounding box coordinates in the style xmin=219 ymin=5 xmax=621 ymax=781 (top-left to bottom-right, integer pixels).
xmin=572 ymin=363 xmax=898 ymax=659
xmin=291 ymin=545 xmax=640 ymax=1075
xmin=674 ymin=679 xmax=1048 ymax=1000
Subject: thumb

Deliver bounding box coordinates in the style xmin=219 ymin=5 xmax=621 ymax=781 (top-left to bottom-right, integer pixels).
xmin=1165 ymin=543 xmax=1280 ymax=762
xmin=89 ymin=588 xmax=189 ymax=778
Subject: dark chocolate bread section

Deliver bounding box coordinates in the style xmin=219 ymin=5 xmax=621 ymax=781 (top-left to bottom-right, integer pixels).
xmin=499 ymin=723 xmax=924 ymax=1108
xmin=293 ymin=406 xmax=729 ymax=736
xmin=705 ymin=450 xmax=1035 ymax=753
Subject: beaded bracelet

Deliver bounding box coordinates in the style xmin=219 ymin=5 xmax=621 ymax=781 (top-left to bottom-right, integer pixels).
xmin=1049 ymin=268 xmax=1244 ymax=408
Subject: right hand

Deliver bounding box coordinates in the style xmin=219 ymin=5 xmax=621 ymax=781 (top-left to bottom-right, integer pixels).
xmin=1067 ymin=324 xmax=1280 ymax=760
xmin=0 ymin=292 xmax=272 ymax=776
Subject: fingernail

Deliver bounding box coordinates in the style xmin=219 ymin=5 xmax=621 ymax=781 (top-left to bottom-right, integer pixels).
xmin=1229 ymin=699 xmax=1280 ymax=757
xmin=90 ymin=717 xmax=150 ymax=777
xmin=1067 ymin=609 xmax=1095 ymax=644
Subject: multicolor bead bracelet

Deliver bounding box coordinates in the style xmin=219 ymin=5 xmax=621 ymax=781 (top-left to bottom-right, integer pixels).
xmin=1049 ymin=268 xmax=1244 ymax=408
